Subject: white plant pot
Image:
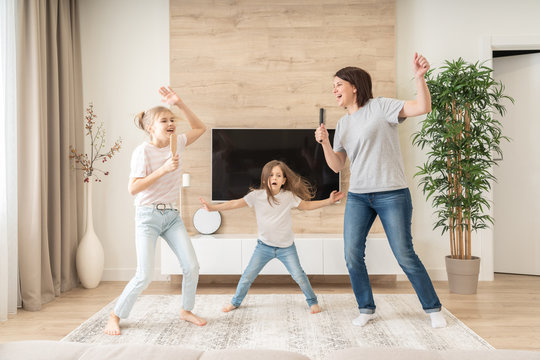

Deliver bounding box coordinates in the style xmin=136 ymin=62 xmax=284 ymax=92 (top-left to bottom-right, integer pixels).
xmin=76 ymin=180 xmax=104 ymax=288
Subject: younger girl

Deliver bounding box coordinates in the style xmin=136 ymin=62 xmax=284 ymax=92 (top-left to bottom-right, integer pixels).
xmin=104 ymin=86 xmax=207 ymax=335
xmin=200 ymin=160 xmax=344 ymax=314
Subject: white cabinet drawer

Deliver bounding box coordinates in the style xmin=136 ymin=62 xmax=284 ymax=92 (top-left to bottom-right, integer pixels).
xmin=161 ymin=236 xmax=242 ymax=275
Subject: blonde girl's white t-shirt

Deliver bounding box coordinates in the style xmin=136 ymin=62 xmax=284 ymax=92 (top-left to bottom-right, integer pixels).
xmin=130 ymin=134 xmax=187 ymax=206
xmin=243 ymin=189 xmax=302 ymax=248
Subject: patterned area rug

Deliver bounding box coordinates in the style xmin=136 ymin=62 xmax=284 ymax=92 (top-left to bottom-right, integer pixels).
xmin=62 ymin=294 xmax=492 ymax=359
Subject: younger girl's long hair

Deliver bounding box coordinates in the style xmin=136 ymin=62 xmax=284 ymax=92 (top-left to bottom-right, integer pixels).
xmin=134 ymin=106 xmax=176 ymax=139
xmin=254 ymin=160 xmax=315 ymax=206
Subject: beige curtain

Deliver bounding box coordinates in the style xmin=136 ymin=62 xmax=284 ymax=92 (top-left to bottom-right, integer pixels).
xmin=17 ymin=0 xmax=83 ymax=311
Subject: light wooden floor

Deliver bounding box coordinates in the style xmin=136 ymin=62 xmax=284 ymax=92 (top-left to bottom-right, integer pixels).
xmin=1 ymin=273 xmax=539 ymax=351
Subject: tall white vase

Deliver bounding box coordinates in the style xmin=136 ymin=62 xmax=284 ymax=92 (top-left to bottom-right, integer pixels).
xmin=76 ymin=180 xmax=105 ymax=288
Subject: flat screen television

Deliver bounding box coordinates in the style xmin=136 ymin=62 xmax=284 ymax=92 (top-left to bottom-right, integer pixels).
xmin=212 ymin=128 xmax=339 ymax=201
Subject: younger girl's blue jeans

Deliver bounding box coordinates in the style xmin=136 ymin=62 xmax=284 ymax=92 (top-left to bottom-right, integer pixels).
xmin=114 ymin=206 xmax=200 ymax=318
xmin=231 ymin=240 xmax=318 ymax=307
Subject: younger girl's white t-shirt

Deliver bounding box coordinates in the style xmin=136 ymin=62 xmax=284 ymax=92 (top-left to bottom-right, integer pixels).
xmin=130 ymin=134 xmax=187 ymax=206
xmin=243 ymin=189 xmax=302 ymax=248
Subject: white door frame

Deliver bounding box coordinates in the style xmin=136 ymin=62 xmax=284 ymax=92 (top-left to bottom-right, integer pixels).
xmin=478 ymin=35 xmax=540 ymax=281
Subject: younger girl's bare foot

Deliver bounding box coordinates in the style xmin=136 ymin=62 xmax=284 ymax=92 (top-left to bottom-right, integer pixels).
xmin=222 ymin=303 xmax=238 ymax=313
xmin=104 ymin=311 xmax=121 ymax=335
xmin=180 ymin=310 xmax=207 ymax=326
xmin=310 ymin=304 xmax=322 ymax=314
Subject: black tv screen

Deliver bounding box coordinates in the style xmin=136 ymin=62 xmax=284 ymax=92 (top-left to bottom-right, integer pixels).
xmin=212 ymin=128 xmax=339 ymax=201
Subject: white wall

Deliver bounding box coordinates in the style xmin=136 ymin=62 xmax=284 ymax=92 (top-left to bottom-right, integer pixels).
xmin=79 ymin=0 xmax=540 ymax=281
xmin=79 ymin=0 xmax=169 ymax=280
xmin=396 ymin=0 xmax=540 ymax=280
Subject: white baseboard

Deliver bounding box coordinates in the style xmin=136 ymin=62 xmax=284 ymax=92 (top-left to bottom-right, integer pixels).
xmin=397 ymin=268 xmax=448 ymax=282
xmin=101 ymin=268 xmax=170 ymax=282
xmin=400 ymin=267 xmax=493 ymax=282
xmin=102 ymin=267 xmax=455 ymax=282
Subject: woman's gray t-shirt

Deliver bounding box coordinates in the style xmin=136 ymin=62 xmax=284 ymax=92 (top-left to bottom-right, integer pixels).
xmin=333 ymin=97 xmax=407 ymax=194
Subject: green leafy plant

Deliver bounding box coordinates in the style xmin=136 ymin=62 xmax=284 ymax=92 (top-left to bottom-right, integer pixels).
xmin=69 ymin=103 xmax=122 ymax=182
xmin=412 ymin=58 xmax=513 ymax=260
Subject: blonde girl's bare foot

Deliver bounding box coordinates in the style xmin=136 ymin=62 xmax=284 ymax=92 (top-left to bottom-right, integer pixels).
xmin=222 ymin=303 xmax=238 ymax=313
xmin=180 ymin=310 xmax=207 ymax=326
xmin=104 ymin=312 xmax=121 ymax=335
xmin=310 ymin=304 xmax=322 ymax=314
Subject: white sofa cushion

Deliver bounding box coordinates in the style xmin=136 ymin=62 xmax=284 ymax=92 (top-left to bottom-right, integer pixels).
xmin=0 ymin=341 xmax=91 ymax=360
xmin=328 ymin=347 xmax=540 ymax=360
xmin=0 ymin=341 xmax=310 ymax=360
xmin=79 ymin=343 xmax=203 ymax=360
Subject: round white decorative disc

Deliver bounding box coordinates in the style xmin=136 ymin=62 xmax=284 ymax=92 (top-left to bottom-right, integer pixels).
xmin=193 ymin=208 xmax=222 ymax=235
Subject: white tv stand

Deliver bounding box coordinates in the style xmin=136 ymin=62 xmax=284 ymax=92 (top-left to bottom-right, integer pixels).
xmin=161 ymin=234 xmax=403 ymax=276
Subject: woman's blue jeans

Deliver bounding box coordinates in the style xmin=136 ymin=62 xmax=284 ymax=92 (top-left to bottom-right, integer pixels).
xmin=114 ymin=207 xmax=200 ymax=318
xmin=231 ymin=240 xmax=318 ymax=307
xmin=344 ymin=188 xmax=441 ymax=314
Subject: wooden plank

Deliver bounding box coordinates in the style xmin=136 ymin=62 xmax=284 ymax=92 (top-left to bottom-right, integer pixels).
xmin=170 ymin=0 xmax=395 ymax=234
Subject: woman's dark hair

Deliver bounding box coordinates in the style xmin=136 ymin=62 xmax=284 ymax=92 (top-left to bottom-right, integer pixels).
xmin=334 ymin=67 xmax=373 ymax=107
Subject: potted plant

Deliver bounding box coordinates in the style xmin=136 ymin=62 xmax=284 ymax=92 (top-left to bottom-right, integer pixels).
xmin=412 ymin=58 xmax=513 ymax=294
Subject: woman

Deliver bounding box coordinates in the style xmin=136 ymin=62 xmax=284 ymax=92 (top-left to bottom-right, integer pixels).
xmin=315 ymin=53 xmax=446 ymax=328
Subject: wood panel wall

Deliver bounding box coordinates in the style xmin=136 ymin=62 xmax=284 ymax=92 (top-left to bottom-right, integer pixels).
xmin=170 ymin=0 xmax=396 ymax=235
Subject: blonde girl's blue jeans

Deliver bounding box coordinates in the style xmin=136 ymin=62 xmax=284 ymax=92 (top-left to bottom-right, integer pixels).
xmin=114 ymin=207 xmax=199 ymax=319
xmin=231 ymin=240 xmax=318 ymax=307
